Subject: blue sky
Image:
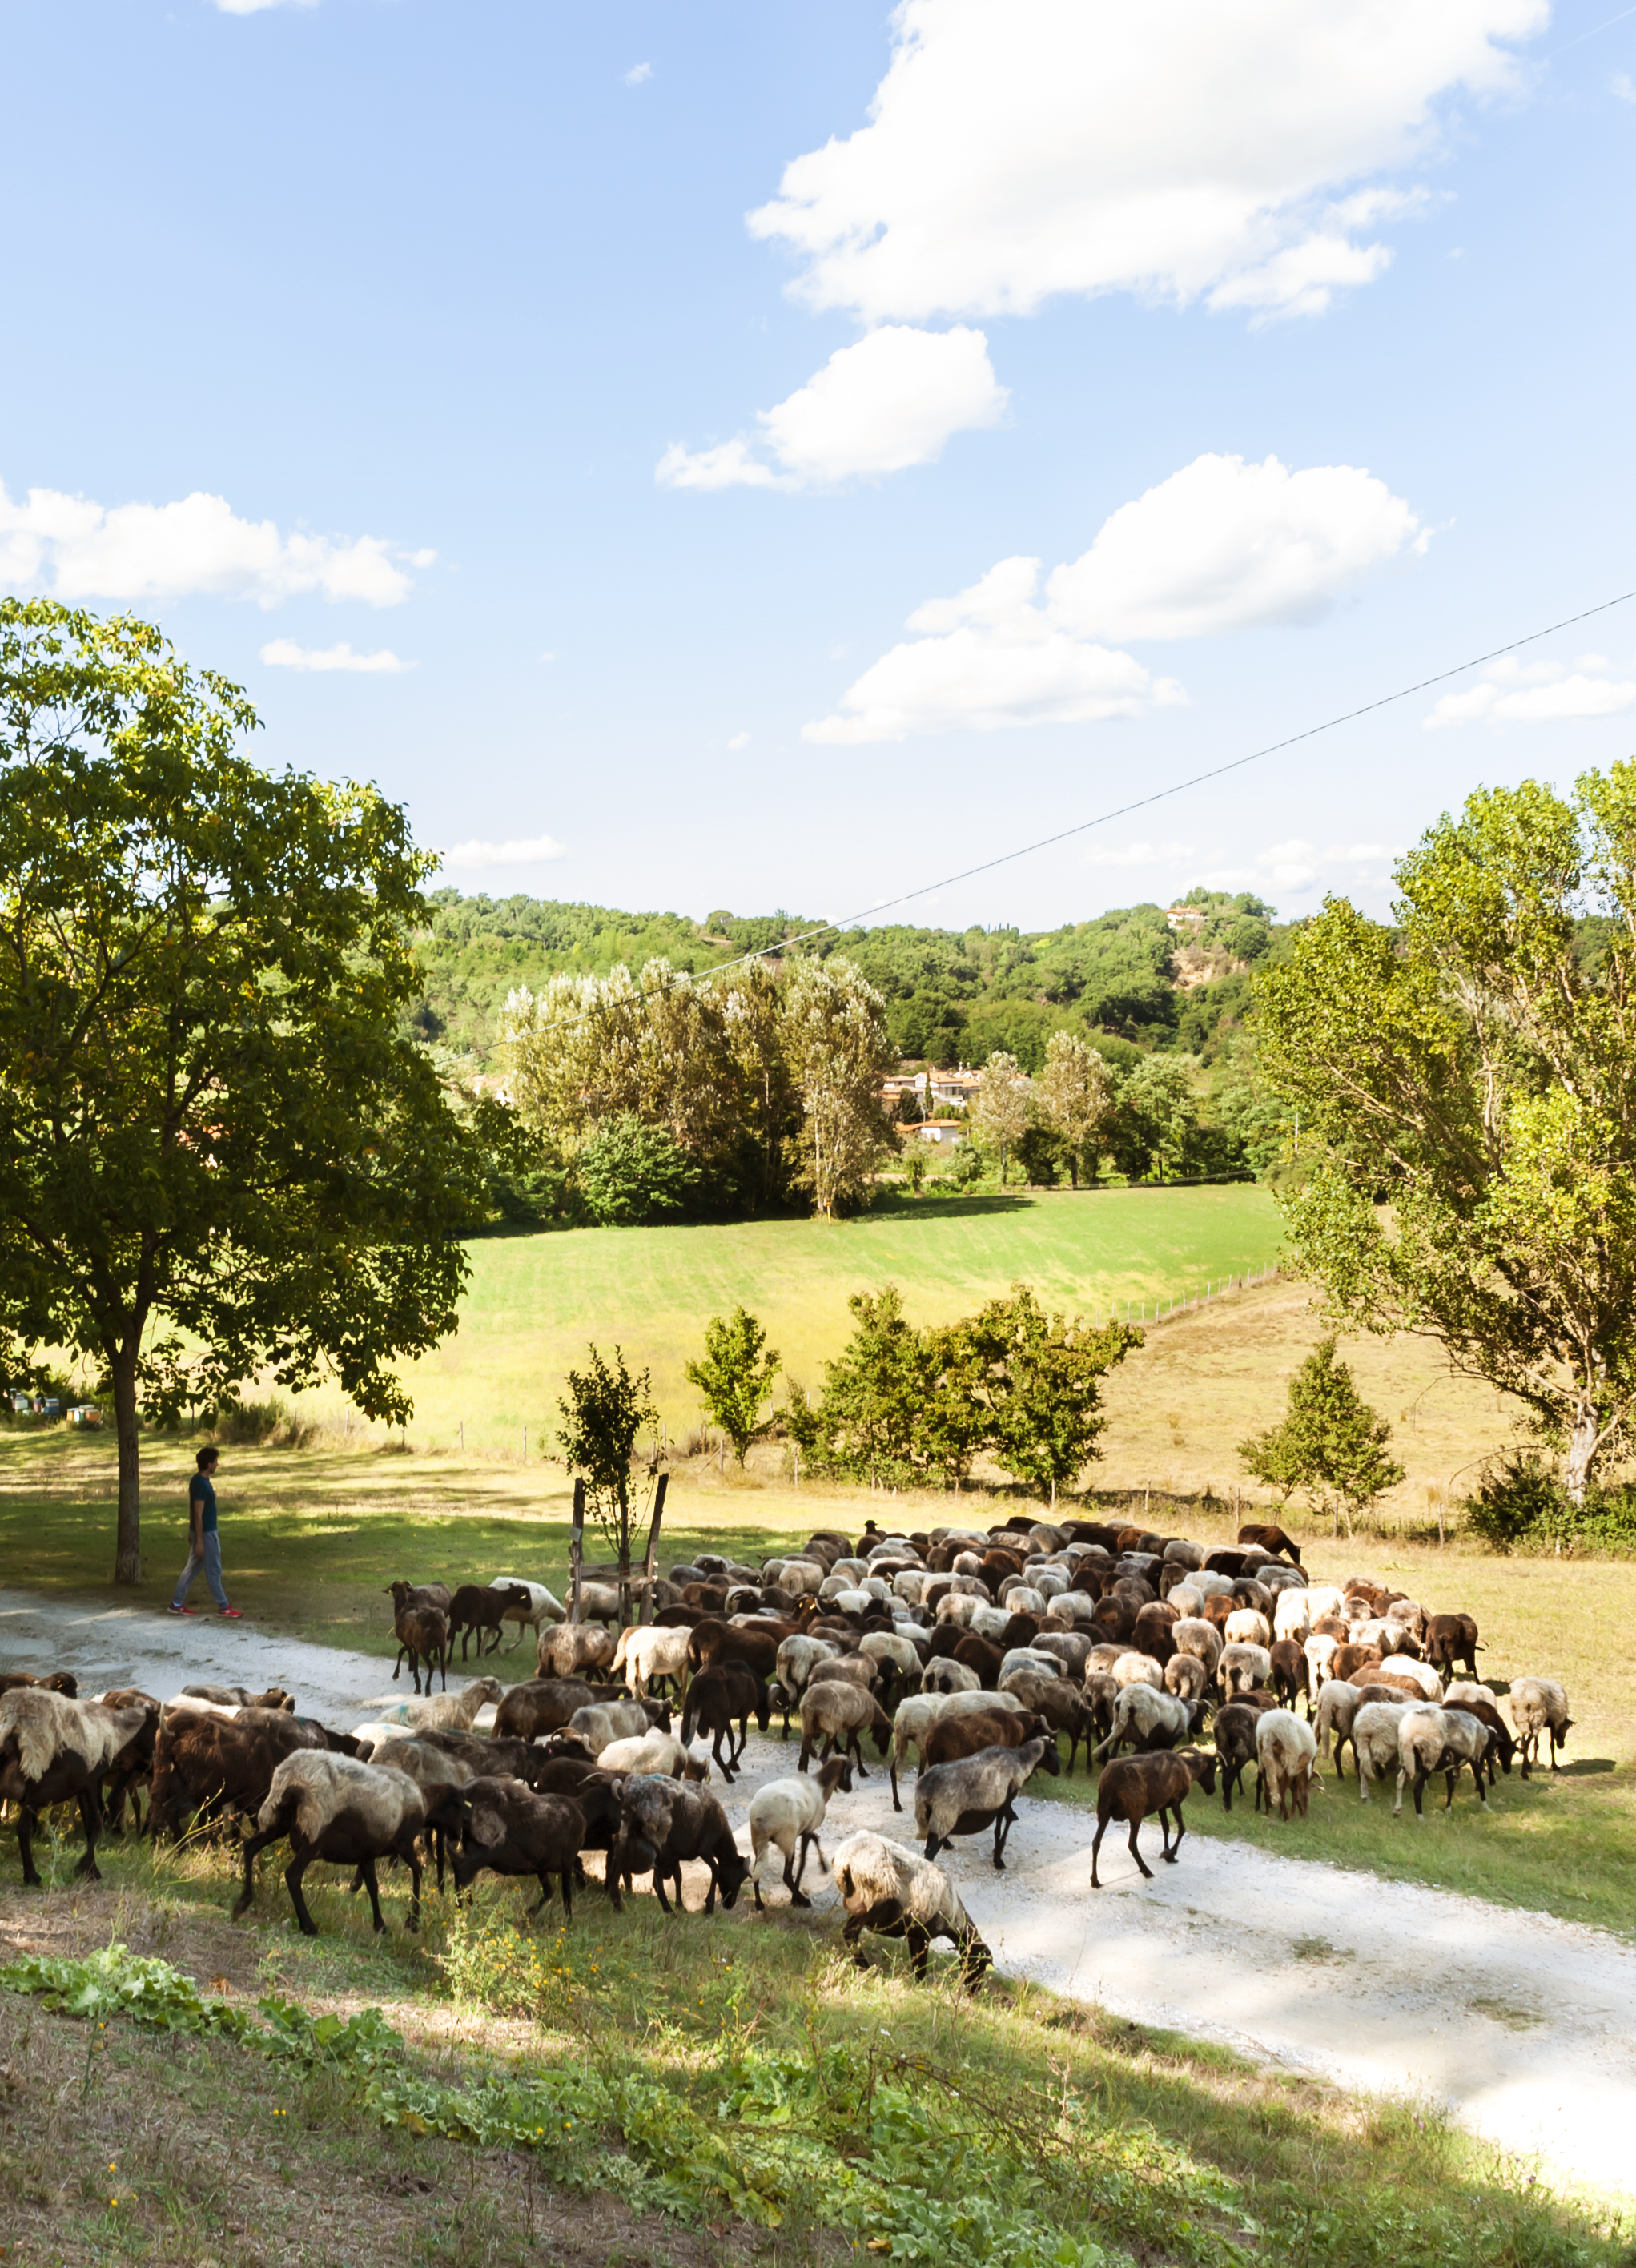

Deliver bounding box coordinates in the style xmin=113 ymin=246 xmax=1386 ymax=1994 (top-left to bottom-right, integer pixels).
xmin=3 ymin=0 xmax=1634 ymax=933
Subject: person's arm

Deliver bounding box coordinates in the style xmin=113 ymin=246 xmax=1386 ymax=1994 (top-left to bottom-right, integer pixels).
xmin=188 ymin=1481 xmax=205 ymax=1556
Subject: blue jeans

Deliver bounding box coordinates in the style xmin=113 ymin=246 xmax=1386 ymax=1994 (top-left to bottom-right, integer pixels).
xmin=172 ymin=1531 xmax=228 ymax=1611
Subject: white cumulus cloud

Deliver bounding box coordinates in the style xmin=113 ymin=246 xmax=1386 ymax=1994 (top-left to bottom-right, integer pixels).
xmin=0 ymin=479 xmax=428 ymax=608
xmin=1047 ymin=454 xmax=1425 ymax=641
xmin=806 ymin=452 xmax=1421 ymax=742
xmin=259 ymin=640 xmax=412 ymax=674
xmin=750 ymin=0 xmax=1543 ymax=325
xmin=726 ymin=731 xmax=751 ymax=750
xmin=1424 ymin=655 xmax=1636 ymax=727
xmin=625 ymin=61 xmax=653 ymax=84
xmin=440 ymin=835 xmax=569 ymax=870
xmin=658 ymin=324 xmax=1006 ymax=489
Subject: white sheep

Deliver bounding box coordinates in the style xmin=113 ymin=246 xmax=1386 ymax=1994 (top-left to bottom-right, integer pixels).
xmin=1168 ymin=1618 xmax=1224 ymax=1676
xmin=536 ymin=1623 xmax=617 ymax=1679
xmin=998 ymin=1647 xmax=1062 ymax=1685
xmin=1090 ymin=1683 xmax=1200 ymax=1763
xmin=488 ymin=1576 xmax=565 ymax=1647
xmin=1164 ymin=1652 xmax=1209 ymax=1704
xmin=934 ymin=1592 xmax=983 ymax=1629
xmin=831 ymin=1830 xmax=991 ymax=1987
xmin=891 ymin=1570 xmax=929 ymax=1607
xmin=1224 ymin=1607 xmax=1272 ymax=1649
xmin=1255 ymin=1708 xmax=1318 ymax=1820
xmin=1394 ymin=1704 xmax=1490 ymax=1819
xmin=887 ymin=1693 xmax=951 ymax=1808
xmin=566 ymin=1699 xmax=653 ymax=1755
xmin=1272 ymin=1590 xmax=1312 ymax=1644
xmin=1166 ymin=1583 xmax=1204 ymax=1620
xmin=920 ymin=1658 xmax=982 ymax=1695
xmin=748 ymin=1755 xmax=852 ymax=1907
xmin=1376 ymin=1656 xmax=1442 ymax=1700
xmin=967 ymin=1604 xmax=1015 ymax=1645
xmin=999 ymin=1584 xmax=1048 ymax=1618
xmin=1111 ymin=1651 xmax=1164 ymax=1690
xmin=1163 ymin=1540 xmax=1205 ymax=1570
xmin=1507 ymin=1677 xmax=1574 ymax=1778
xmin=1312 ymin=1679 xmax=1365 ymax=1771
xmin=858 ymin=1631 xmax=922 ymax=1698
xmin=597 ymin=1730 xmax=704 ymax=1781
xmin=1303 ymin=1633 xmax=1340 ymax=1699
xmin=364 ymin=1677 xmax=503 ymax=1734
xmin=1351 ymin=1700 xmax=1413 ymax=1803
xmin=609 ymin=1623 xmax=693 ymax=1700
xmin=0 ymin=1691 xmax=148 ymax=1886
xmin=1218 ymin=1643 xmax=1272 ymax=1698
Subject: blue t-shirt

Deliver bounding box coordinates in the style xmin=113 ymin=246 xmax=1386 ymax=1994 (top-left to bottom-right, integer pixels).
xmin=190 ymin=1474 xmax=218 ymax=1534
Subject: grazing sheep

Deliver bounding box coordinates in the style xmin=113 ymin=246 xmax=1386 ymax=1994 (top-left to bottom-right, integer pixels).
xmin=536 ymin=1622 xmax=617 ymax=1682
xmin=149 ymin=1707 xmax=332 ymax=1842
xmin=748 ymin=1756 xmax=853 ymax=1908
xmin=798 ymin=1682 xmax=894 ymax=1778
xmin=1352 ymin=1700 xmax=1414 ymax=1804
xmin=1111 ymin=1651 xmax=1164 ymax=1690
xmin=886 ymin=1693 xmax=952 ymax=1810
xmin=597 ymin=1731 xmax=707 ymax=1781
xmin=609 ymin=1777 xmax=747 ymax=1914
xmin=1254 ymin=1709 xmax=1319 ymax=1820
xmin=493 ymin=1678 xmax=601 ymax=1742
xmin=995 ymin=1664 xmax=1098 ymax=1772
xmin=831 ymin=1831 xmax=991 ymax=1989
xmin=1272 ymin=1590 xmax=1312 ymax=1645
xmin=921 ymin=1658 xmax=982 ymax=1696
xmin=1509 ymin=1677 xmax=1574 ymax=1778
xmin=1168 ymin=1618 xmax=1224 ymax=1677
xmin=387 ymin=1583 xmax=449 ymax=1696
xmin=0 ymin=1691 xmax=149 ymax=1885
xmin=1161 ymin=1651 xmax=1208 ymax=1707
xmin=1091 ymin=1684 xmax=1203 ymax=1764
xmin=1268 ymin=1639 xmax=1308 ymax=1711
xmin=235 ymin=1752 xmax=460 ymax=1936
xmin=1237 ymin=1522 xmax=1301 ymax=1565
xmin=452 ymin=1775 xmax=588 ymax=1914
xmin=573 ymin=1582 xmax=624 ymax=1625
xmin=606 ymin=1622 xmax=694 ymax=1702
xmin=447 ymin=1582 xmax=531 ymax=1663
xmin=680 ymin=1665 xmax=770 ymax=1781
xmin=1368 ymin=1662 xmax=1442 ymax=1706
xmin=1437 ymin=1691 xmax=1516 ymax=1783
xmin=914 ymin=1735 xmax=1059 ymax=1870
xmin=1312 ymin=1680 xmax=1371 ymax=1778
xmin=1219 ymin=1643 xmax=1272 ymax=1697
xmin=1394 ymin=1705 xmax=1491 ymax=1818
xmin=368 ymin=1735 xmax=477 ymax=1889
xmin=1091 ymin=1748 xmax=1219 ymax=1885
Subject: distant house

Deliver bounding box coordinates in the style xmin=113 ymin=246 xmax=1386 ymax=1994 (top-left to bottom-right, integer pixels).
xmin=470 ymin=1072 xmax=514 ymax=1106
xmin=913 ymin=1118 xmax=965 ymax=1148
xmin=927 ymin=1068 xmax=982 ymax=1109
xmin=1165 ymin=905 xmax=1204 ymax=932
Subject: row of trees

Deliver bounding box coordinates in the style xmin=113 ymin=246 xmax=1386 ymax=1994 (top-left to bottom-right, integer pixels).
xmin=960 ymin=1033 xmax=1248 ymax=1188
xmin=500 ymin=955 xmax=896 ymax=1219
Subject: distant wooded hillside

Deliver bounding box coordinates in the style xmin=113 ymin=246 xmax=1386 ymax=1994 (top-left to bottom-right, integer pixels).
xmin=411 ymin=885 xmax=1292 ymax=1070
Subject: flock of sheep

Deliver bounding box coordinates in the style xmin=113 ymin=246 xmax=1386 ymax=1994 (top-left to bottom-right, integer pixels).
xmin=0 ymin=1512 xmax=1574 ymax=1993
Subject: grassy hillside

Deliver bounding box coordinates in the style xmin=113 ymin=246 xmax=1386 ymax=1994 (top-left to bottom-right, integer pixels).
xmin=348 ymin=1184 xmax=1287 ymax=1453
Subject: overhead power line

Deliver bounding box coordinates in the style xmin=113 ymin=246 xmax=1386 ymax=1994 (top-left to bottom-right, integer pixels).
xmin=508 ymin=582 xmax=1636 ymax=1035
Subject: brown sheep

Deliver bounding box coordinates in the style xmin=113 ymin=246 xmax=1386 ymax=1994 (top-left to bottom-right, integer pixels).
xmin=1424 ymin=1614 xmax=1481 ymax=1679
xmin=492 ymin=1678 xmax=600 ymax=1742
xmin=1237 ymin=1522 xmax=1301 ymax=1566
xmin=452 ymin=1776 xmax=589 ymax=1916
xmin=1268 ymin=1639 xmax=1308 ymax=1711
xmin=685 ymin=1616 xmax=789 ymax=1681
xmin=680 ymin=1663 xmax=770 ymax=1781
xmin=921 ymin=1708 xmax=1045 ymax=1771
xmin=951 ymin=1633 xmax=1004 ymax=1686
xmin=448 ymin=1582 xmax=532 ymax=1663
xmin=387 ymin=1581 xmax=448 ymax=1694
xmin=149 ymin=1707 xmax=330 ymax=1842
xmin=1331 ymin=1643 xmax=1384 ymax=1686
xmin=1091 ymin=1747 xmax=1219 ymax=1884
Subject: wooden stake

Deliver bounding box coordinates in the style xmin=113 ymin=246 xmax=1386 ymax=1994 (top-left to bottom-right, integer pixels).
xmin=641 ymin=1473 xmax=668 ymax=1624
xmin=569 ymin=1478 xmax=585 ymax=1625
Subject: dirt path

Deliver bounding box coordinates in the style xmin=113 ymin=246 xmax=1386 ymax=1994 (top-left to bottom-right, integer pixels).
xmin=4 ymin=1586 xmax=1629 ymax=2196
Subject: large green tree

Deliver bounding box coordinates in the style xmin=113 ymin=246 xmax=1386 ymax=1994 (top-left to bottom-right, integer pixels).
xmin=0 ymin=601 xmax=481 ymax=1582
xmin=1256 ymin=764 xmax=1636 ymax=1500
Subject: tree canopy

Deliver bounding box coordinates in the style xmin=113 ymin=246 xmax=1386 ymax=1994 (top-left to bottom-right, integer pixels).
xmin=0 ymin=600 xmax=481 ymax=1582
xmin=1256 ymin=765 xmax=1636 ymax=1499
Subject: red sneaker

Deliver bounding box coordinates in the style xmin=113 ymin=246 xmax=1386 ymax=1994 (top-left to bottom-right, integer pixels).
xmin=166 ymin=1603 xmax=196 ymax=1616
xmin=220 ymin=1606 xmax=243 ymax=1619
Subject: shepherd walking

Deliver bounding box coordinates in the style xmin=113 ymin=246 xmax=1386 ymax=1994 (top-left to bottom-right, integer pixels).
xmin=167 ymin=1446 xmax=242 ymax=1618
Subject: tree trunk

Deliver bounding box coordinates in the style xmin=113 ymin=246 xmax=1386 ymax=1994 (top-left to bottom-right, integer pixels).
xmin=1564 ymin=1407 xmax=1601 ymax=1504
xmin=111 ymin=1344 xmax=143 ymax=1586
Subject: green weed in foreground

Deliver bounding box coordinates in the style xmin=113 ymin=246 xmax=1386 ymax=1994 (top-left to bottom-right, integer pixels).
xmin=1 ymin=1926 xmax=1622 ymax=2268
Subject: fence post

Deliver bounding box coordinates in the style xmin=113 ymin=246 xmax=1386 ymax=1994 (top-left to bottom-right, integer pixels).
xmin=569 ymin=1478 xmax=585 ymax=1625
xmin=641 ymin=1474 xmax=668 ymax=1624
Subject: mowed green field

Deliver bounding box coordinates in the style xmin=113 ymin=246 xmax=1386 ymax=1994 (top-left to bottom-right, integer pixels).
xmin=368 ymin=1184 xmax=1284 ymax=1454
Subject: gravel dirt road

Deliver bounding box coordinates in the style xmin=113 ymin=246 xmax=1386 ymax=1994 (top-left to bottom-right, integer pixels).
xmin=2 ymin=1585 xmax=1630 ymax=2195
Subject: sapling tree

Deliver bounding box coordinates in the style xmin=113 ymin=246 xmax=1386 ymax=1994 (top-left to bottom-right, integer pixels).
xmin=685 ymin=1305 xmax=780 ymax=1465
xmin=1238 ymin=1338 xmax=1404 ymax=1536
xmin=557 ymin=1343 xmax=660 ymax=1619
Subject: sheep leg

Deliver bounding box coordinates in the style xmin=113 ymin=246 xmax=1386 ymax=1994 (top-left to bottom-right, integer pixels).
xmin=785 ymin=1840 xmax=810 ymax=1908
xmin=1126 ymin=1814 xmax=1154 ymax=1880
xmin=356 ymin=1856 xmax=388 ymax=1934
xmin=905 ymin=1921 xmax=931 ymax=1980
xmin=797 ymin=1733 xmax=813 ymax=1773
xmin=283 ymin=1848 xmax=322 ymax=1937
xmin=437 ymin=1645 xmax=448 ymax=1694
xmin=811 ymin=1833 xmax=830 ymax=1876
xmin=16 ymin=1805 xmax=41 ymax=1888
xmin=1090 ymin=1812 xmax=1109 ymax=1888
xmin=74 ymin=1786 xmax=103 ymax=1880
xmin=850 ymin=1731 xmax=868 ymax=1780
xmin=532 ymin=1871 xmax=556 ymax=1914
xmin=233 ymin=1816 xmax=289 ymax=1918
xmin=712 ymin=1725 xmax=734 ymax=1783
xmin=401 ymin=1840 xmax=424 ymax=1929
xmin=992 ymin=1802 xmax=1016 ymax=1872
xmin=889 ymin=1754 xmax=903 ymax=1812
xmin=1167 ymin=1801 xmax=1187 ymax=1862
